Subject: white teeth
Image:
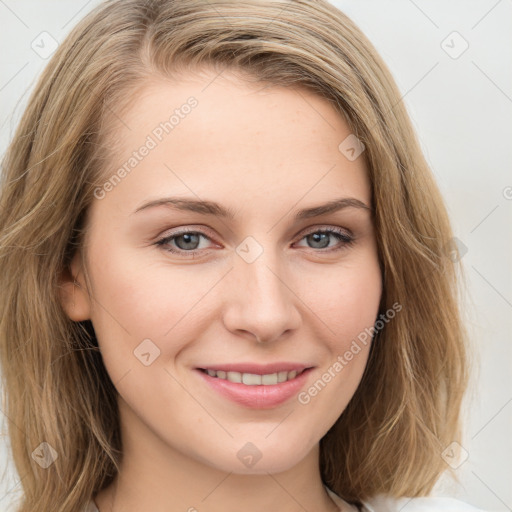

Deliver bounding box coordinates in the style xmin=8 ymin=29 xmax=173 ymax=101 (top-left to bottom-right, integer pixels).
xmin=226 ymin=371 xmax=242 ymax=383
xmin=242 ymin=373 xmax=262 ymax=385
xmin=204 ymin=369 xmax=302 ymax=385
xmin=277 ymin=371 xmax=288 ymax=383
xmin=262 ymin=373 xmax=278 ymax=385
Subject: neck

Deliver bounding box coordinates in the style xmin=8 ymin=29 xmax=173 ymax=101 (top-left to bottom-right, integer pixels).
xmin=93 ymin=399 xmax=340 ymax=512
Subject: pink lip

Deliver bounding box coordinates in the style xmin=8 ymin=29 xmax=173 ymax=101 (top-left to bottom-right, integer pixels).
xmin=195 ymin=366 xmax=314 ymax=409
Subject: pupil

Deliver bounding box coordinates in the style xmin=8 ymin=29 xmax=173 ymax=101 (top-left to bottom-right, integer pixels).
xmin=309 ymin=232 xmax=329 ymax=248
xmin=177 ymin=233 xmax=199 ymax=250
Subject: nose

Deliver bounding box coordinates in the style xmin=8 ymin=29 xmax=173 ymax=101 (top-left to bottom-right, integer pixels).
xmin=222 ymin=247 xmax=302 ymax=344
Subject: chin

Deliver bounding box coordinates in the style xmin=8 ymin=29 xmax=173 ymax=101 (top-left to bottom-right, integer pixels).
xmin=199 ymin=439 xmax=313 ymax=476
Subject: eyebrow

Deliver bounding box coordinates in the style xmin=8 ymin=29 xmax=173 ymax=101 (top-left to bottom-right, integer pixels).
xmin=133 ymin=196 xmax=372 ymax=220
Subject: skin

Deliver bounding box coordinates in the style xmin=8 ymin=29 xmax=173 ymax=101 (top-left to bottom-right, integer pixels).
xmin=59 ymin=67 xmax=382 ymax=512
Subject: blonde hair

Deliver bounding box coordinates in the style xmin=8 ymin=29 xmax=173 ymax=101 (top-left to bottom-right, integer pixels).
xmin=0 ymin=0 xmax=469 ymax=510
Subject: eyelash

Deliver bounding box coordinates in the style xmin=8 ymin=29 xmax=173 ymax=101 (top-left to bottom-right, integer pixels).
xmin=155 ymin=227 xmax=354 ymax=257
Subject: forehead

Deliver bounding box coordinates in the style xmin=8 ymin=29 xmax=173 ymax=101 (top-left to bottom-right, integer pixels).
xmin=95 ymin=69 xmax=371 ymax=215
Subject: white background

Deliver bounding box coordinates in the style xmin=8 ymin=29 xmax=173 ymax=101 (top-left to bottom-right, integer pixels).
xmin=0 ymin=1 xmax=511 ymax=511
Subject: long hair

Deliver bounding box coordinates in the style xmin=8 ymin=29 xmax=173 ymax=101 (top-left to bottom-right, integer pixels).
xmin=0 ymin=1 xmax=469 ymax=510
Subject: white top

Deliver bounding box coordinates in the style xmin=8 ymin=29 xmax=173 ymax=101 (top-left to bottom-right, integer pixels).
xmin=84 ymin=486 xmax=490 ymax=511
xmin=325 ymin=486 xmax=489 ymax=512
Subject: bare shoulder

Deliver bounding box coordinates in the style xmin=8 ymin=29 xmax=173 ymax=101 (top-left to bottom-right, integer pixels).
xmin=361 ymin=494 xmax=490 ymax=512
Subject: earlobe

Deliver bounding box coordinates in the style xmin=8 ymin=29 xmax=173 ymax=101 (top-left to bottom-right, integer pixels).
xmin=57 ymin=251 xmax=92 ymax=322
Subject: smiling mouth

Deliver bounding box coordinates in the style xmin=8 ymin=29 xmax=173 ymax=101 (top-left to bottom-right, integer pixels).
xmin=198 ymin=368 xmax=309 ymax=386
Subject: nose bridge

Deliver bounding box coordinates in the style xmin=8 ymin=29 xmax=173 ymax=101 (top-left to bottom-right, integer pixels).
xmin=222 ymin=238 xmax=301 ymax=342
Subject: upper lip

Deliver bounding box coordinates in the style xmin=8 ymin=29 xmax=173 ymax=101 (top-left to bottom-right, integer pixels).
xmin=197 ymin=362 xmax=313 ymax=374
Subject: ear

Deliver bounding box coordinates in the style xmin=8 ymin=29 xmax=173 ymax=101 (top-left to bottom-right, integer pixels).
xmin=57 ymin=251 xmax=92 ymax=322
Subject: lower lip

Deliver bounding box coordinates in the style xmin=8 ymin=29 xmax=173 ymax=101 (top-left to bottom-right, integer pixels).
xmin=195 ymin=368 xmax=313 ymax=409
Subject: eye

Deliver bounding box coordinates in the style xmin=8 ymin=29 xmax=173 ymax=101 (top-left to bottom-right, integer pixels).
xmin=155 ymin=226 xmax=354 ymax=257
xmin=294 ymin=227 xmax=354 ymax=252
xmin=155 ymin=230 xmax=215 ymax=256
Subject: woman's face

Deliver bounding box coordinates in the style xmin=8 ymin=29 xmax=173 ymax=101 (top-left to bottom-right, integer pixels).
xmin=64 ymin=68 xmax=382 ymax=474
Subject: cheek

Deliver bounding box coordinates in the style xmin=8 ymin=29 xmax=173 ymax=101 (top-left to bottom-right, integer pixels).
xmin=295 ymin=266 xmax=380 ymax=430
xmin=85 ymin=243 xmax=223 ymax=360
xmin=86 ymin=232 xmax=381 ymax=380
xmin=300 ymin=255 xmax=382 ymax=347
xmin=294 ymin=254 xmax=381 ymax=405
